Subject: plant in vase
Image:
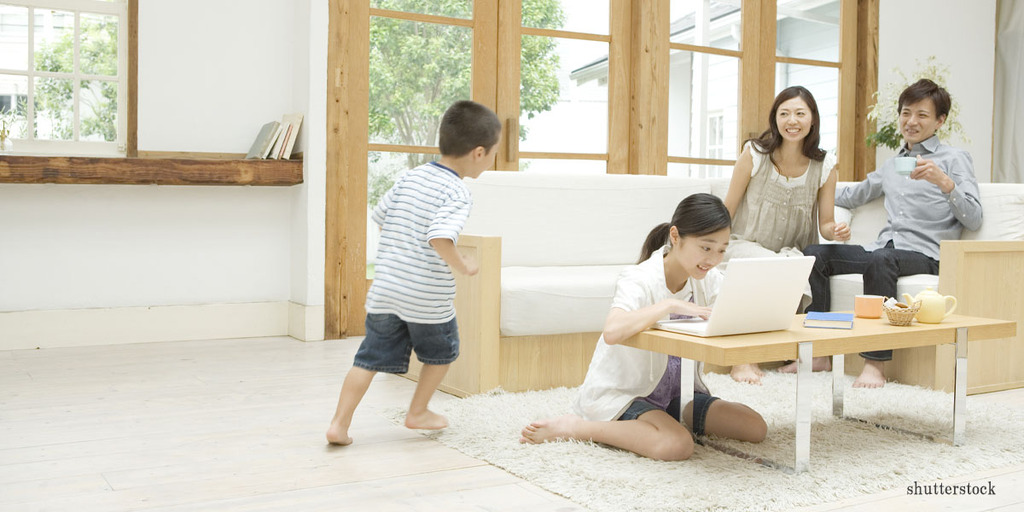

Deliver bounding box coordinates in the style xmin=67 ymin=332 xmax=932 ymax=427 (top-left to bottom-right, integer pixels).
xmin=866 ymin=56 xmax=970 ymax=151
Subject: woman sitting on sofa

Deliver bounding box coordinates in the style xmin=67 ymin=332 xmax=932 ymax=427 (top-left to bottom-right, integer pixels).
xmin=722 ymin=86 xmax=850 ymax=384
xmin=519 ymin=194 xmax=767 ymax=461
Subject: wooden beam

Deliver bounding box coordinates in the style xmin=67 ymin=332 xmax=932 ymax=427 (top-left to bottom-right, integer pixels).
xmin=837 ymin=0 xmax=858 ymax=182
xmin=607 ymin=0 xmax=630 ymax=174
xmin=126 ymin=0 xmax=138 ymax=158
xmin=325 ymin=0 xmax=370 ymax=339
xmin=854 ymin=0 xmax=879 ymax=181
xmin=495 ymin=0 xmax=520 ymax=170
xmin=0 ymin=156 xmax=302 ymax=186
xmin=628 ymin=0 xmax=669 ymax=175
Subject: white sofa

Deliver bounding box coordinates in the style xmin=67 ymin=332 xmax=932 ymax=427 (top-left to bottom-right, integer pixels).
xmin=404 ymin=172 xmax=1024 ymax=397
xmin=827 ymin=182 xmax=1024 ymax=312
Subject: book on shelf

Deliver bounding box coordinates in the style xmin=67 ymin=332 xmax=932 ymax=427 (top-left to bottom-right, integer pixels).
xmin=245 ymin=121 xmax=279 ymax=159
xmin=280 ymin=113 xmax=303 ymax=160
xmin=803 ymin=311 xmax=854 ymax=329
xmin=268 ymin=122 xmax=290 ymax=160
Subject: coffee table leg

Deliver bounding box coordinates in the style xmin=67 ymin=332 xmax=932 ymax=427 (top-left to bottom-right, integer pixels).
xmin=832 ymin=353 xmax=845 ymax=417
xmin=795 ymin=341 xmax=813 ymax=473
xmin=679 ymin=357 xmax=695 ymax=424
xmin=953 ymin=327 xmax=968 ymax=446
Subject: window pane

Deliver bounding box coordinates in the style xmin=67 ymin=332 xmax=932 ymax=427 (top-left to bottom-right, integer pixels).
xmin=370 ymin=0 xmax=471 ymax=19
xmin=519 ymin=158 xmax=606 ymax=174
xmin=368 ymin=17 xmax=471 ymax=146
xmin=366 ymin=151 xmax=437 ymax=277
xmin=34 ymin=77 xmax=73 ymax=140
xmin=777 ymin=0 xmax=840 ymax=62
xmin=80 ymin=79 xmax=116 ymax=141
xmin=670 ymin=0 xmax=742 ymax=51
xmin=0 ymin=5 xmax=29 ymax=70
xmin=523 ymin=0 xmax=606 ymax=36
xmin=668 ymin=50 xmax=739 ymax=160
xmin=0 ymin=74 xmax=28 ymax=138
xmin=667 ymin=162 xmax=733 ymax=179
xmin=80 ymin=13 xmax=118 ymax=77
xmin=34 ymin=10 xmax=75 ymax=73
xmin=775 ymin=63 xmax=839 ymax=151
xmin=520 ymin=36 xmax=608 ymax=154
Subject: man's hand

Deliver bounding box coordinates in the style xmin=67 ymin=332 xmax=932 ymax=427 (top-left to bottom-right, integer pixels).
xmin=911 ymin=156 xmax=955 ymax=194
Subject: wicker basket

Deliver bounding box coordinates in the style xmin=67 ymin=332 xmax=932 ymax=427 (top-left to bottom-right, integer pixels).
xmin=882 ymin=298 xmax=921 ymax=326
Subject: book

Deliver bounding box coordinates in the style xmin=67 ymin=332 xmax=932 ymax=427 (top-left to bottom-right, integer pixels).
xmin=268 ymin=122 xmax=289 ymax=160
xmin=280 ymin=113 xmax=303 ymax=160
xmin=803 ymin=311 xmax=855 ymax=329
xmin=245 ymin=121 xmax=279 ymax=159
xmin=260 ymin=121 xmax=284 ymax=157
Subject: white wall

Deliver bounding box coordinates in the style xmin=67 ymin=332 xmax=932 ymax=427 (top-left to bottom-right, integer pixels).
xmin=877 ymin=0 xmax=996 ymax=182
xmin=0 ymin=1 xmax=325 ymax=347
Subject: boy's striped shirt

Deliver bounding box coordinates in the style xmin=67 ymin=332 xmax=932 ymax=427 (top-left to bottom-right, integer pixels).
xmin=365 ymin=162 xmax=472 ymax=323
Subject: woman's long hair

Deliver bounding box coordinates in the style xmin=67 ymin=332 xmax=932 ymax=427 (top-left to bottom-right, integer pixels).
xmin=638 ymin=193 xmax=731 ymax=263
xmin=746 ymin=86 xmax=827 ymax=167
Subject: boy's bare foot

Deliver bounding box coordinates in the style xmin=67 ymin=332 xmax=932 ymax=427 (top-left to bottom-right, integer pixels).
xmin=778 ymin=356 xmax=832 ymax=373
xmin=325 ymin=424 xmax=353 ymax=446
xmin=519 ymin=414 xmax=582 ymax=444
xmin=730 ymin=363 xmax=764 ymax=384
xmin=853 ymin=360 xmax=886 ymax=388
xmin=405 ymin=409 xmax=449 ymax=430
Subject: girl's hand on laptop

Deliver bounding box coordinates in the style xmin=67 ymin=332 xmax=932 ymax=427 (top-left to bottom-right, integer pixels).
xmin=668 ymin=299 xmax=712 ymax=320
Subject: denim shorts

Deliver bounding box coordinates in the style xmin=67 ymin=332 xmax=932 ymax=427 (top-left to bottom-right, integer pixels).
xmin=352 ymin=313 xmax=460 ymax=373
xmin=617 ymin=392 xmax=719 ymax=436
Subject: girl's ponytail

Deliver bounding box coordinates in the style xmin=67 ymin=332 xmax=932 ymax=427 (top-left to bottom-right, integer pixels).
xmin=638 ymin=223 xmax=671 ymax=263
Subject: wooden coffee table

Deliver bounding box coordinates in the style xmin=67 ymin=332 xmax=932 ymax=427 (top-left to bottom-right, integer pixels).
xmin=622 ymin=314 xmax=1016 ymax=473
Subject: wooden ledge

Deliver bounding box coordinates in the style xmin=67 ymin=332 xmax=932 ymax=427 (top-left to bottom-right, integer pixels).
xmin=0 ymin=155 xmax=303 ymax=186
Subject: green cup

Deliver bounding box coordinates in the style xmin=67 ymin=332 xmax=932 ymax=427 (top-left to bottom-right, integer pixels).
xmin=894 ymin=156 xmax=917 ymax=175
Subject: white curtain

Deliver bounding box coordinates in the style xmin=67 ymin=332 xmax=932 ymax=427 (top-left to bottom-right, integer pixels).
xmin=995 ymin=0 xmax=1024 ymax=183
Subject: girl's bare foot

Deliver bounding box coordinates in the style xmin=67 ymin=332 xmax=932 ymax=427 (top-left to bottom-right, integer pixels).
xmin=519 ymin=414 xmax=582 ymax=444
xmin=405 ymin=409 xmax=448 ymax=430
xmin=325 ymin=423 xmax=353 ymax=446
xmin=730 ymin=363 xmax=764 ymax=384
xmin=778 ymin=356 xmax=832 ymax=373
xmin=853 ymin=360 xmax=886 ymax=388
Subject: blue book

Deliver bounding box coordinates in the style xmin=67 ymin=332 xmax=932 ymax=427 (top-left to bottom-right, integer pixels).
xmin=803 ymin=311 xmax=854 ymax=329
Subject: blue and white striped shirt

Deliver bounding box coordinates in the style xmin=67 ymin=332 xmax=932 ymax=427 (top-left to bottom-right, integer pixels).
xmin=365 ymin=162 xmax=472 ymax=323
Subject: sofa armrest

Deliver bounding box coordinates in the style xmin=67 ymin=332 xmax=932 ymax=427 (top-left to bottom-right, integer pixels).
xmin=446 ymin=234 xmax=502 ymax=395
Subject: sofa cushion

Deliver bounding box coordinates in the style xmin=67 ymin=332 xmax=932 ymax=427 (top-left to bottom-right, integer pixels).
xmin=828 ymin=273 xmax=939 ymax=312
xmin=464 ymin=172 xmax=712 ymax=267
xmin=963 ymin=183 xmax=1024 ymax=241
xmin=500 ymin=265 xmax=624 ymax=336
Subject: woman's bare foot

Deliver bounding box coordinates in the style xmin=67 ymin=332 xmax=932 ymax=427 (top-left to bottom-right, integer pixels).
xmin=853 ymin=360 xmax=886 ymax=388
xmin=520 ymin=414 xmax=582 ymax=444
xmin=405 ymin=409 xmax=449 ymax=430
xmin=325 ymin=423 xmax=353 ymax=446
xmin=778 ymin=356 xmax=832 ymax=373
xmin=730 ymin=363 xmax=765 ymax=384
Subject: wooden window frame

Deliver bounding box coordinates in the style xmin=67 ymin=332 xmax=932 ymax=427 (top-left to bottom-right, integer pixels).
xmin=325 ymin=0 xmax=878 ymax=337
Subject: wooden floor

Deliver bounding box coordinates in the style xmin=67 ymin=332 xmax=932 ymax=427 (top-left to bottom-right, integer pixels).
xmin=2 ymin=336 xmax=1023 ymax=511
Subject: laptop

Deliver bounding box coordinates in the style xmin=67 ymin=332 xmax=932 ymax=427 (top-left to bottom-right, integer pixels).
xmin=654 ymin=256 xmax=815 ymax=337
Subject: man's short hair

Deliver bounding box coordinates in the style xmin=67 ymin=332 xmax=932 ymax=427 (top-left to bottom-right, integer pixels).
xmin=898 ymin=78 xmax=951 ymax=119
xmin=438 ymin=100 xmax=501 ymax=157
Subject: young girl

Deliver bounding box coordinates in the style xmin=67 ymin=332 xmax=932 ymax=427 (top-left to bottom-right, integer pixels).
xmin=519 ymin=194 xmax=767 ymax=461
xmin=723 ymin=86 xmax=851 ymax=384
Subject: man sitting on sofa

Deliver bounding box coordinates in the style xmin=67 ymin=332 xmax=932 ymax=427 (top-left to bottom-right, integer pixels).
xmin=789 ymin=78 xmax=983 ymax=388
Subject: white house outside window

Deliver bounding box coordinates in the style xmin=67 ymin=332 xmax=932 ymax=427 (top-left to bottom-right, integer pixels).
xmin=0 ymin=0 xmax=127 ymax=155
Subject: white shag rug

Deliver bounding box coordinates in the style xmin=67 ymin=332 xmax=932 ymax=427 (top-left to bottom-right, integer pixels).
xmin=391 ymin=371 xmax=1024 ymax=512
